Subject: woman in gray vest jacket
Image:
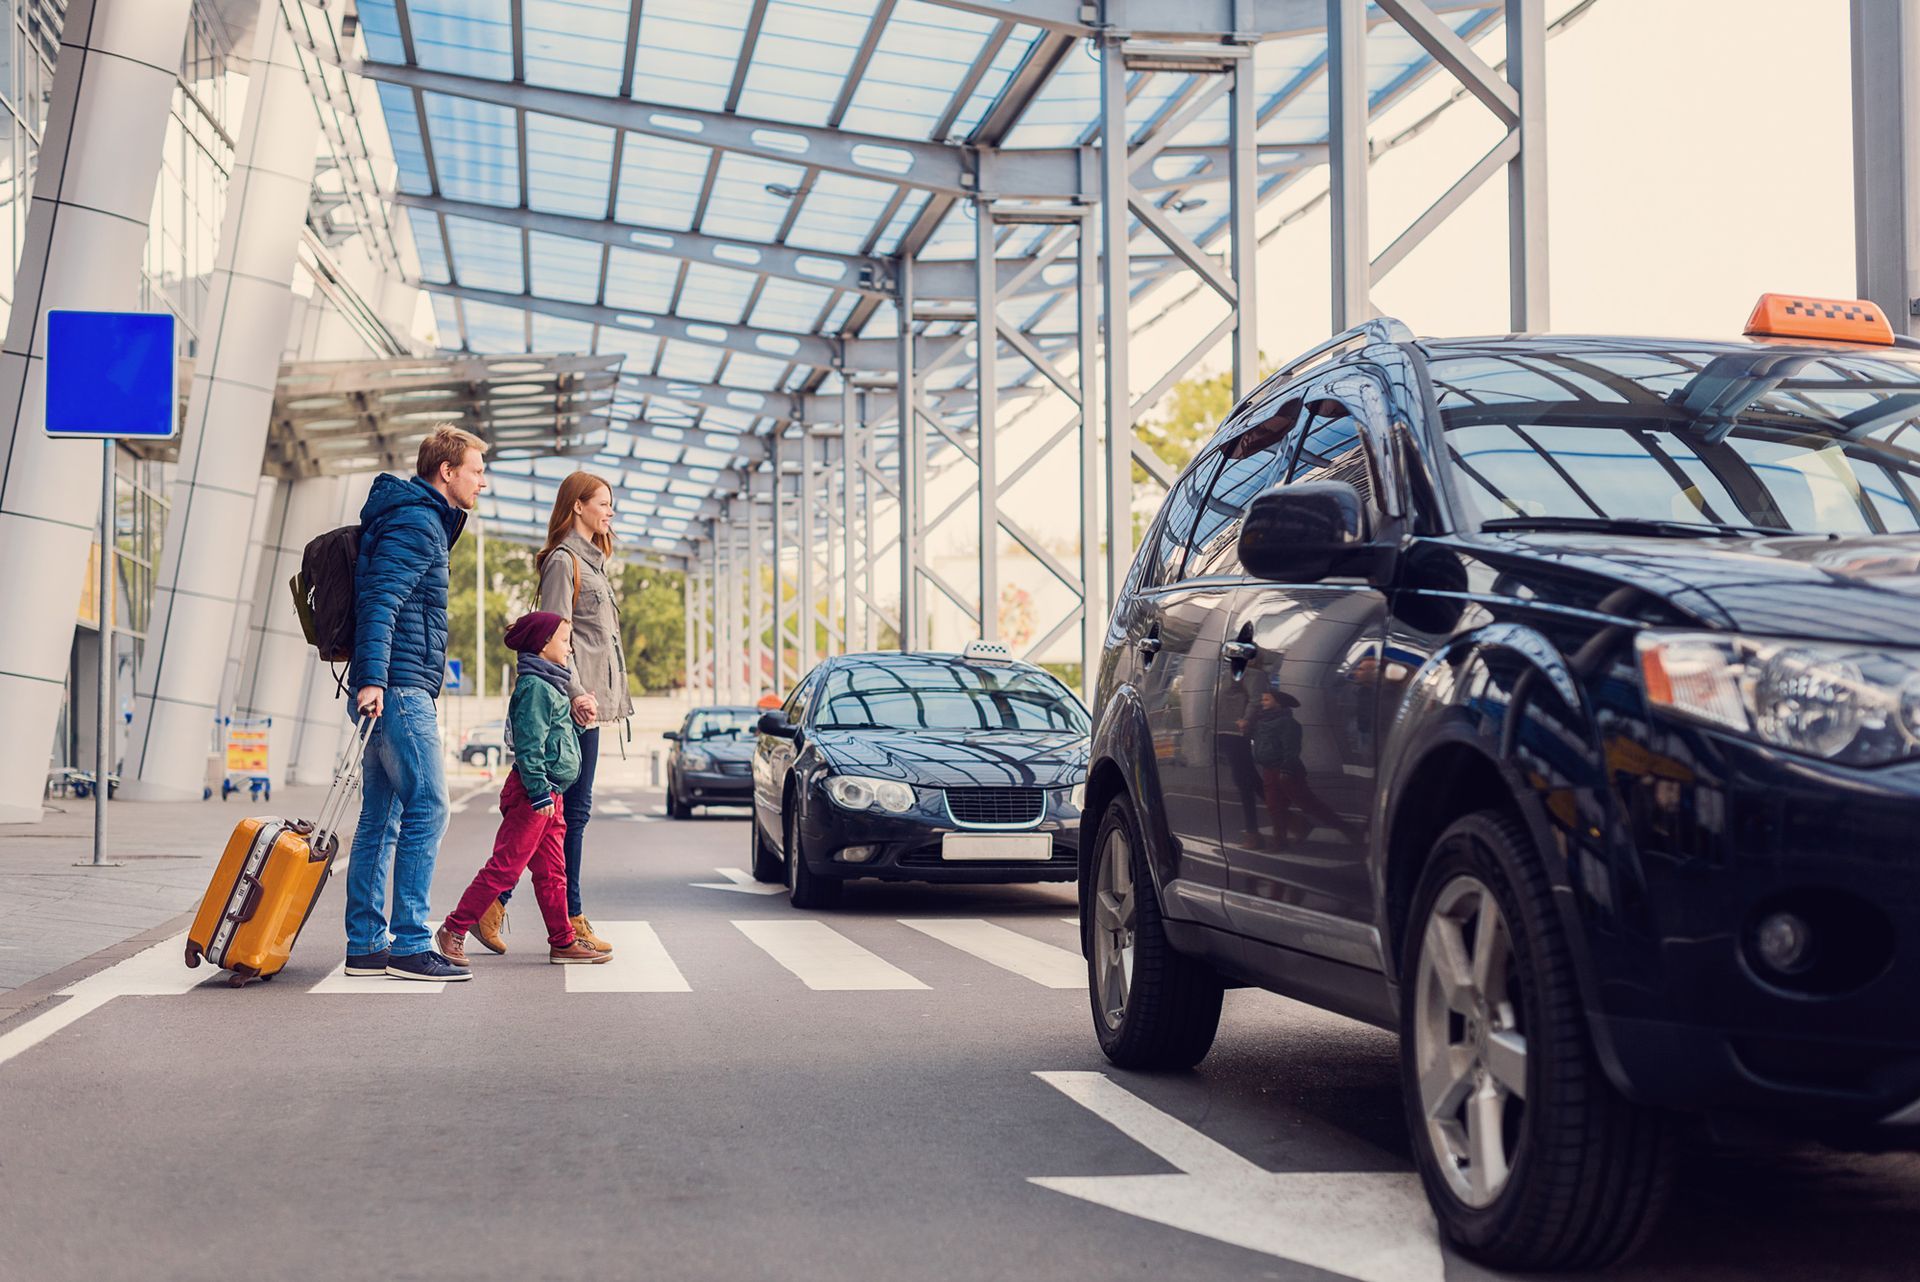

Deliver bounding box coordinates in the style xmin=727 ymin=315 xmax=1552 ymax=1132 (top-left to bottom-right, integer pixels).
xmin=474 ymin=470 xmax=634 ymax=955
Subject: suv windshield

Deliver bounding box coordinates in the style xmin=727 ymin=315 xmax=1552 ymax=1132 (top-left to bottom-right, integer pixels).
xmin=687 ymin=708 xmax=761 ymax=739
xmin=817 ymin=661 xmax=1089 ymax=733
xmin=1431 ymin=345 xmax=1920 ymax=536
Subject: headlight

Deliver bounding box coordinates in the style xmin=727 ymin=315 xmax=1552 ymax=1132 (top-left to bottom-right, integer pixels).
xmin=1637 ymin=631 xmax=1920 ymax=765
xmin=824 ymin=774 xmax=917 ymax=813
xmin=1057 ymin=781 xmax=1086 ymax=812
xmin=681 ymin=749 xmax=712 ymax=771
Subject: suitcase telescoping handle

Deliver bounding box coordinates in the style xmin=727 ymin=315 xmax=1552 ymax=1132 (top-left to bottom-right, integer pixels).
xmin=309 ymin=716 xmax=377 ymax=855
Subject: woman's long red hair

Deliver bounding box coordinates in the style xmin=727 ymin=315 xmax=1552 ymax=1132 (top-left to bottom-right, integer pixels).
xmin=538 ymin=471 xmax=614 ymax=571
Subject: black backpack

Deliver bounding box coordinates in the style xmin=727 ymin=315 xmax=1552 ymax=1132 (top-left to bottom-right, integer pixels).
xmin=290 ymin=525 xmax=361 ymax=669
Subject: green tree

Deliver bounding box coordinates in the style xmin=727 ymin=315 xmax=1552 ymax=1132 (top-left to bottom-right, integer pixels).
xmin=616 ymin=563 xmax=686 ymax=695
xmin=447 ymin=535 xmax=537 ymax=695
xmin=1135 ymin=366 xmax=1235 ymax=481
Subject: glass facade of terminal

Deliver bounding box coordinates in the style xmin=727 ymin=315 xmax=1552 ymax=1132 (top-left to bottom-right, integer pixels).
xmin=6 ymin=0 xmax=246 ymax=773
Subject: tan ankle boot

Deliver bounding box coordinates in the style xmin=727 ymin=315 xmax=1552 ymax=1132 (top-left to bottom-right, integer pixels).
xmin=473 ymin=901 xmax=508 ymax=954
xmin=570 ymin=914 xmax=613 ymax=954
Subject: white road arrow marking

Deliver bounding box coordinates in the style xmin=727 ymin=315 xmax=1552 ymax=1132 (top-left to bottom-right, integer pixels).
xmin=1031 ymin=1071 xmax=1443 ymax=1282
xmin=692 ymin=867 xmax=785 ymax=895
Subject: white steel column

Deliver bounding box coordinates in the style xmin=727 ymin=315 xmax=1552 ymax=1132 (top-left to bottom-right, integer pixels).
xmin=1076 ymin=212 xmax=1101 ymax=707
xmin=975 ymin=199 xmax=1000 ymax=643
xmin=748 ymin=491 xmax=765 ymax=694
xmin=0 ymin=0 xmax=195 ymax=822
xmin=770 ymin=431 xmax=786 ymax=684
xmin=895 ymin=256 xmax=922 ymax=650
xmin=799 ymin=425 xmax=816 ymax=671
xmin=1506 ymin=0 xmax=1549 ymax=330
xmin=125 ymin=5 xmax=323 ymax=799
xmin=840 ymin=382 xmax=858 ymax=654
xmin=708 ymin=525 xmax=722 ymax=702
xmin=1329 ymin=0 xmax=1370 ymax=330
xmin=1097 ymin=33 xmax=1133 ymax=612
xmin=1227 ymin=47 xmax=1260 ymax=398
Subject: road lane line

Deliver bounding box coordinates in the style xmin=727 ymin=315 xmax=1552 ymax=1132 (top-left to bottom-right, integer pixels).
xmin=900 ymin=919 xmax=1084 ymax=988
xmin=565 ymin=922 xmax=690 ymax=992
xmin=0 ymin=934 xmax=218 ymax=1068
xmin=692 ymin=867 xmax=785 ymax=895
xmin=733 ymin=920 xmax=928 ymax=991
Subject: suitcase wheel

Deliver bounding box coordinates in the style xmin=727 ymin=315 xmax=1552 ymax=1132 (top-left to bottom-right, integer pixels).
xmin=184 ymin=942 xmax=202 ymax=969
xmin=259 ymin=971 xmax=274 ymax=982
xmin=227 ymin=972 xmax=248 ymax=988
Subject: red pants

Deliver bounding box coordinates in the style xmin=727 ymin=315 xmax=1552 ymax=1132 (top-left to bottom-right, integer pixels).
xmin=444 ymin=772 xmax=576 ymax=947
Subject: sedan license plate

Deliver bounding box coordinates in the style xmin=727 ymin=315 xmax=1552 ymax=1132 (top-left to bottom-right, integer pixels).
xmin=941 ymin=833 xmax=1052 ymax=862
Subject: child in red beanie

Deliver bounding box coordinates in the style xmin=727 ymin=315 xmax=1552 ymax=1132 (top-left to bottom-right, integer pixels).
xmin=437 ymin=611 xmax=611 ymax=966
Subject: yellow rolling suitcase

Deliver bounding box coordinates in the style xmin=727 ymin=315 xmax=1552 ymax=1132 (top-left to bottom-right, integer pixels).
xmin=184 ymin=719 xmax=372 ymax=987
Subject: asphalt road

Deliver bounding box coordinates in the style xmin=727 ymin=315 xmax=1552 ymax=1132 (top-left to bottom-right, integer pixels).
xmin=2 ymin=783 xmax=1917 ymax=1282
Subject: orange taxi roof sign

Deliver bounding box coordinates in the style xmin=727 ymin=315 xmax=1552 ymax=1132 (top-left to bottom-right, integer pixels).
xmin=1744 ymin=293 xmax=1894 ymax=345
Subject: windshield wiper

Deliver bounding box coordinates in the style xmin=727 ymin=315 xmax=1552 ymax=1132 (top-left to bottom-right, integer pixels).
xmin=1480 ymin=515 xmax=1799 ymax=539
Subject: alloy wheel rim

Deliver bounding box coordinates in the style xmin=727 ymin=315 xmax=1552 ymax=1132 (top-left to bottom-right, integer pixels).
xmin=1413 ymin=874 xmax=1529 ymax=1208
xmin=1093 ymin=824 xmax=1137 ymax=1031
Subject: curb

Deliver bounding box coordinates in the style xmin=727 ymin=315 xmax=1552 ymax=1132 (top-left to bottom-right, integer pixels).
xmin=0 ymin=907 xmax=198 ymax=1033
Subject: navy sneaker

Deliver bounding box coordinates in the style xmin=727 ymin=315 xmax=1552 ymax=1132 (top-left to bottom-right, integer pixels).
xmin=344 ymin=950 xmax=390 ymax=976
xmin=386 ymin=950 xmax=472 ymax=982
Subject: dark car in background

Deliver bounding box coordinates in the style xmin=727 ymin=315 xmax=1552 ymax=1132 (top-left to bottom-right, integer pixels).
xmin=1081 ymin=297 xmax=1920 ymax=1271
xmin=459 ymin=720 xmax=509 ymax=767
xmin=751 ymin=644 xmax=1089 ymax=908
xmin=664 ymin=705 xmax=761 ymax=818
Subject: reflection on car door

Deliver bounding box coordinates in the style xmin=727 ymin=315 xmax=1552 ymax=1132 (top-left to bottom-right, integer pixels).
xmin=1121 ymin=449 xmax=1233 ymax=916
xmin=755 ymin=669 xmax=818 ymax=845
xmin=1213 ymin=374 xmax=1395 ymax=967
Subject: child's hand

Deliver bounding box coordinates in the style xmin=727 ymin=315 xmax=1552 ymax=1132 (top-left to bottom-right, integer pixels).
xmin=530 ymin=793 xmax=555 ymax=813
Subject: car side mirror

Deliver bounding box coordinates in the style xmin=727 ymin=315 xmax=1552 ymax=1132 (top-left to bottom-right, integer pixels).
xmin=1238 ymin=480 xmax=1387 ymax=584
xmin=662 ymin=730 xmax=681 ymax=742
xmin=758 ymin=710 xmax=798 ymax=739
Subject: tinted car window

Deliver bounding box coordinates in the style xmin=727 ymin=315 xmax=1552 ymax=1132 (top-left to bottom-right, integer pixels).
xmin=687 ymin=708 xmax=761 ymax=739
xmin=1289 ymin=397 xmax=1375 ymax=507
xmin=784 ymin=671 xmax=819 ymax=725
xmin=1431 ymin=346 xmax=1920 ymax=534
xmin=1138 ymin=451 xmax=1224 ymax=589
xmin=817 ymin=661 xmax=1090 ymax=733
xmin=1187 ymin=398 xmax=1305 ymax=577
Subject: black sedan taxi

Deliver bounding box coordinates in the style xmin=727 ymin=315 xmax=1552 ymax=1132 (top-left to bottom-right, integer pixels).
xmin=749 ymin=644 xmax=1089 ymax=908
xmin=1081 ymin=294 xmax=1920 ymax=1271
xmin=662 ymin=705 xmax=761 ymax=817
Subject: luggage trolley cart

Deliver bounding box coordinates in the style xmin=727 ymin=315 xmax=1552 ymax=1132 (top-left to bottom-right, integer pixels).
xmin=221 ymin=716 xmax=272 ymax=802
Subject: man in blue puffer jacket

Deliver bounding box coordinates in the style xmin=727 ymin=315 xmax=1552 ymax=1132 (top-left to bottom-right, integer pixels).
xmin=343 ymin=425 xmax=487 ymax=982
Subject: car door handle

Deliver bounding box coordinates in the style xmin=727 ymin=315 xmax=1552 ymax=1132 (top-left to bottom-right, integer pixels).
xmin=1137 ymin=636 xmax=1163 ymax=658
xmin=1222 ymin=641 xmax=1257 ymax=664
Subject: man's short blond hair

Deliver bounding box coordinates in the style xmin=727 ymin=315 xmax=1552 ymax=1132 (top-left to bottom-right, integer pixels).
xmin=415 ymin=424 xmax=488 ymax=481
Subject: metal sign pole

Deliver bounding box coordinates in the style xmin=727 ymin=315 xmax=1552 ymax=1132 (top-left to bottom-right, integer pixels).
xmin=91 ymin=439 xmax=117 ymax=866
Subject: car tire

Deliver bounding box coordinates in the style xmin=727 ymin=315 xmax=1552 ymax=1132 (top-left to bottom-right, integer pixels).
xmin=785 ymin=800 xmax=842 ymax=910
xmin=667 ymin=779 xmax=691 ymax=820
xmin=1401 ymin=809 xmax=1674 ymax=1272
xmin=749 ymin=812 xmax=785 ymax=882
xmin=1087 ymin=791 xmax=1223 ymax=1070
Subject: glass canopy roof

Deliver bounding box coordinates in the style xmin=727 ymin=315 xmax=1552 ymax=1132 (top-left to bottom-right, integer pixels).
xmin=353 ymin=0 xmax=1540 ymax=558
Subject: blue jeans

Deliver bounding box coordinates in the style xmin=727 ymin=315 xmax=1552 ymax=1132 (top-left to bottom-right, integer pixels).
xmin=500 ymin=725 xmax=596 ymax=918
xmin=345 ymin=688 xmax=448 ymax=958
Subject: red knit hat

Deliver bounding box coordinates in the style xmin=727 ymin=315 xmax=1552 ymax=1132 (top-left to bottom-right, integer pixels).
xmin=503 ymin=610 xmax=565 ymax=654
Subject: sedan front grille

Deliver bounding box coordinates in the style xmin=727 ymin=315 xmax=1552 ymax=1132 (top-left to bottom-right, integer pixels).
xmin=944 ymin=787 xmax=1045 ymax=828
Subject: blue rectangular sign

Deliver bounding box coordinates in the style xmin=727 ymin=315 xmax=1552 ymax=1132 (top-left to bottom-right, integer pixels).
xmin=44 ymin=309 xmax=178 ymax=439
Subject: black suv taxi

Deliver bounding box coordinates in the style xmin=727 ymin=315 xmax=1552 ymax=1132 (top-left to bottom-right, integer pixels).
xmin=1080 ymin=297 xmax=1920 ymax=1270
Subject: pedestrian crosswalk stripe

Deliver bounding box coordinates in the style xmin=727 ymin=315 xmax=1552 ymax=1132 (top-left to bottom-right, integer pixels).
xmin=733 ymin=919 xmax=929 ymax=991
xmin=565 ymin=921 xmax=690 ymax=993
xmin=899 ymin=919 xmax=1084 ymax=989
xmin=598 ymin=798 xmax=634 ymax=816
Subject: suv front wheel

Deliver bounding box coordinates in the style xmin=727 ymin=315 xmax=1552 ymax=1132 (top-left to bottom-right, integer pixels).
xmin=1087 ymin=792 xmax=1223 ymax=1069
xmin=1401 ymin=810 xmax=1674 ymax=1271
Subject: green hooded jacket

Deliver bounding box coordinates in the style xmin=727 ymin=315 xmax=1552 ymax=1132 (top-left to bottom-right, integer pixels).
xmin=509 ymin=672 xmax=582 ymax=799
